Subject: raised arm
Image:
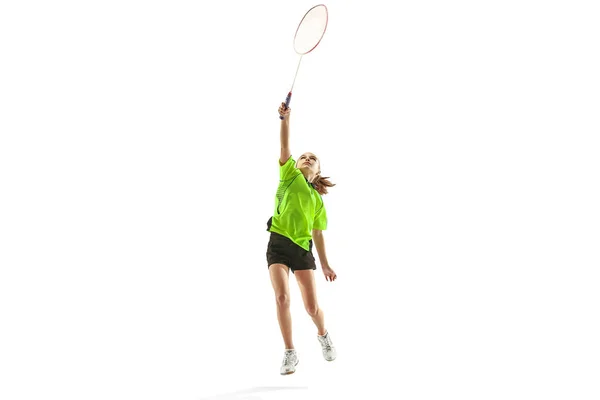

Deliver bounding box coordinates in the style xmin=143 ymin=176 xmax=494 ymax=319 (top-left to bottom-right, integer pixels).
xmin=278 ymin=103 xmax=291 ymax=165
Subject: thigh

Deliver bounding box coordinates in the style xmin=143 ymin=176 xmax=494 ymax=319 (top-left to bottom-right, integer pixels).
xmin=294 ymin=269 xmax=318 ymax=308
xmin=269 ymin=263 xmax=291 ymax=296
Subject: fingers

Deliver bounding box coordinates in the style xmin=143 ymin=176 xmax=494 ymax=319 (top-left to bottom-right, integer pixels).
xmin=324 ymin=271 xmax=337 ymax=282
xmin=278 ymin=103 xmax=291 ymax=117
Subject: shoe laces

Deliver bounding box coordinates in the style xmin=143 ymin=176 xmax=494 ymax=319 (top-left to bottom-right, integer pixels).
xmin=319 ymin=334 xmax=333 ymax=350
xmin=283 ymin=351 xmax=296 ymax=365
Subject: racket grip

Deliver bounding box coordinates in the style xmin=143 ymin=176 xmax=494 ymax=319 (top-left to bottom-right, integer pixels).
xmin=279 ymin=92 xmax=292 ymax=120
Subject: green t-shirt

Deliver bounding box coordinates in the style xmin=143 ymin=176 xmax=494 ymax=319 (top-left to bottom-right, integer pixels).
xmin=268 ymin=156 xmax=327 ymax=251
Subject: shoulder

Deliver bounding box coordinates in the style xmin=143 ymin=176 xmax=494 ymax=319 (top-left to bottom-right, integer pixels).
xmin=315 ymin=190 xmax=325 ymax=206
xmin=279 ymin=156 xmax=301 ymax=180
xmin=279 ymin=154 xmax=295 ymax=166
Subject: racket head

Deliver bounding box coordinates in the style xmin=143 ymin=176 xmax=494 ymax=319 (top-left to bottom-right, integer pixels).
xmin=293 ymin=4 xmax=328 ymax=55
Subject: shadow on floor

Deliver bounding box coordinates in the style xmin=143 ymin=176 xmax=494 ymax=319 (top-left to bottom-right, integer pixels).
xmin=198 ymin=386 xmax=309 ymax=400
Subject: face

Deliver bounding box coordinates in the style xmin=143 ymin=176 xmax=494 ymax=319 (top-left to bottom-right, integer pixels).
xmin=296 ymin=152 xmax=320 ymax=175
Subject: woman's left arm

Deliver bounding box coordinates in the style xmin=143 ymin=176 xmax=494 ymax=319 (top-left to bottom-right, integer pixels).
xmin=312 ymin=229 xmax=337 ymax=281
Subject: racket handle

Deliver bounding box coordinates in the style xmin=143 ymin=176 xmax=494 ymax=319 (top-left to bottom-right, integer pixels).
xmin=279 ymin=92 xmax=292 ymax=120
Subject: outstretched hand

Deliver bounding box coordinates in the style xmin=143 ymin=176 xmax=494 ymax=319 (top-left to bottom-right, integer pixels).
xmin=278 ymin=102 xmax=291 ymax=120
xmin=322 ymin=266 xmax=337 ymax=282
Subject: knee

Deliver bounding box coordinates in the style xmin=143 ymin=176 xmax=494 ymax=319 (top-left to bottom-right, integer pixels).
xmin=276 ymin=293 xmax=290 ymax=308
xmin=305 ymin=304 xmax=319 ymax=317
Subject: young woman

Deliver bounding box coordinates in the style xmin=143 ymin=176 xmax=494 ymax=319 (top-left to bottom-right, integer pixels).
xmin=266 ymin=102 xmax=338 ymax=375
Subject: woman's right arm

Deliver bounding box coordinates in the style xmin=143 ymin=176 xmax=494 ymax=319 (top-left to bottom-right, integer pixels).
xmin=278 ymin=103 xmax=291 ymax=165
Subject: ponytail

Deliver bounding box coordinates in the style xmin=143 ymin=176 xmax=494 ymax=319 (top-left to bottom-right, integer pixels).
xmin=312 ymin=175 xmax=335 ymax=195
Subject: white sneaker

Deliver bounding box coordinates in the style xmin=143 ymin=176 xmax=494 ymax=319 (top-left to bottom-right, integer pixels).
xmin=317 ymin=331 xmax=337 ymax=361
xmin=280 ymin=349 xmax=299 ymax=375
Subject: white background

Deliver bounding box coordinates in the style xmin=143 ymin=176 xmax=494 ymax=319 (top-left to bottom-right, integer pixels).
xmin=1 ymin=1 xmax=599 ymax=399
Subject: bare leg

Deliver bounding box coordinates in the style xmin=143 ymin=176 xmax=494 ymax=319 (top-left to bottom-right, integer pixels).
xmin=269 ymin=263 xmax=294 ymax=349
xmin=294 ymin=269 xmax=326 ymax=335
